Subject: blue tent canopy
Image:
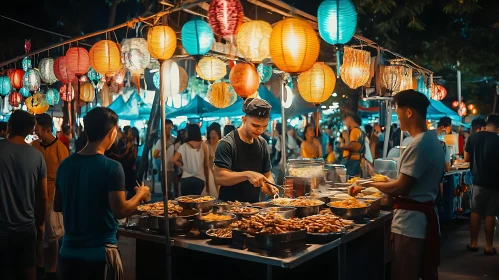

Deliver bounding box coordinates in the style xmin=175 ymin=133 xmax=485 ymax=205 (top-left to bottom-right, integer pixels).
xmin=166 ymin=95 xmax=219 ymax=118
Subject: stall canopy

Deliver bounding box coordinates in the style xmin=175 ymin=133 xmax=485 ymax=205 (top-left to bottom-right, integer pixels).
xmin=359 ymin=99 xmax=461 ymax=121
xmin=165 ymin=95 xmax=219 ymax=118
xmin=80 ymin=91 xmax=152 ymax=120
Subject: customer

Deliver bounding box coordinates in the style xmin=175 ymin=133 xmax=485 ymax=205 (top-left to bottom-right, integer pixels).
xmin=300 ymin=124 xmax=322 ymax=158
xmin=0 ymin=110 xmax=48 ymax=280
xmin=340 ymin=112 xmax=365 ymax=177
xmin=172 ymin=124 xmax=210 ymax=195
xmin=325 ymin=138 xmax=335 ymax=163
xmin=365 ymin=124 xmax=379 ymax=161
xmin=0 ymin=121 xmax=7 ymax=139
xmin=286 ymin=127 xmax=301 ymax=159
xmin=58 ymin=124 xmax=71 ymax=150
xmin=470 ymin=118 xmax=486 ymax=134
xmin=359 ymin=90 xmax=444 ymax=280
xmin=206 ymin=122 xmax=221 ymax=196
xmin=153 ymin=119 xmax=176 ymax=197
xmin=464 ymin=114 xmax=499 ymax=255
xmin=32 ymin=113 xmax=69 ymax=280
xmin=54 ymin=107 xmax=150 ymax=280
xmin=223 ymin=124 xmax=236 ymax=137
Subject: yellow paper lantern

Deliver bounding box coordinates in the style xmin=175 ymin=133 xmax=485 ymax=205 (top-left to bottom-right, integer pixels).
xmin=26 ymin=92 xmax=49 ymax=114
xmin=237 ymin=20 xmax=272 ymax=63
xmin=80 ymin=82 xmax=95 ymax=102
xmin=298 ymin=62 xmax=336 ymax=105
xmin=207 ymin=82 xmax=237 ymax=108
xmin=100 ymin=84 xmax=112 ymax=107
xmin=269 ymin=18 xmax=320 ymax=74
xmin=397 ymin=67 xmax=413 ymax=91
xmin=196 ymin=57 xmax=227 ymax=82
xmin=340 ymin=47 xmax=371 ymax=89
xmin=147 ymin=25 xmax=177 ymax=61
xmin=381 ymin=65 xmax=402 ymax=93
xmin=89 ymin=40 xmax=123 ymax=76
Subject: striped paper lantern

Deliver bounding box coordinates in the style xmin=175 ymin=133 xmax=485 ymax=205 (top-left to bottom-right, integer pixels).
xmin=89 ymin=40 xmax=123 ymax=76
xmin=237 ymin=20 xmax=272 ymax=63
xmin=46 ymin=88 xmax=60 ymax=106
xmin=59 ymin=84 xmax=75 ymax=102
xmin=8 ymin=91 xmax=23 ymax=107
xmin=208 ymin=0 xmax=244 ymax=37
xmin=181 ymin=19 xmax=214 ymax=56
xmin=7 ymin=69 xmax=25 ymax=89
xmin=196 ymin=56 xmax=227 ymax=82
xmin=147 ymin=26 xmax=177 ymax=61
xmin=23 ymin=69 xmax=41 ymax=92
xmin=53 ymin=56 xmax=76 ymax=84
xmin=39 ymin=58 xmax=58 ymax=85
xmin=66 ymin=47 xmax=91 ymax=76
xmin=80 ymin=82 xmax=95 ymax=102
xmin=0 ymin=76 xmax=12 ymax=97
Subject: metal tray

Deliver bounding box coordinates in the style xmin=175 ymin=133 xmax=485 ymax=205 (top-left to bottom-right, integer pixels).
xmin=176 ymin=195 xmax=215 ymax=213
xmin=206 ymin=229 xmax=232 ymax=245
xmin=253 ymin=230 xmax=307 ymax=250
xmin=306 ymin=230 xmax=345 ymax=244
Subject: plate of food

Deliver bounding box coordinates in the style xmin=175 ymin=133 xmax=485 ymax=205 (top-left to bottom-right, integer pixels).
xmin=302 ymin=214 xmax=347 ymax=243
xmin=206 ymin=228 xmax=233 ymax=244
xmin=328 ymin=197 xmax=370 ymax=220
xmin=371 ymin=173 xmax=390 ymax=182
xmin=177 ymin=195 xmax=216 ymax=213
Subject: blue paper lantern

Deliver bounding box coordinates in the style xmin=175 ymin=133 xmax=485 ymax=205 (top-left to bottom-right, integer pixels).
xmin=181 ymin=19 xmax=214 ymax=56
xmin=153 ymin=72 xmax=160 ymax=89
xmin=23 ymin=69 xmax=41 ymax=91
xmin=46 ymin=88 xmax=60 ymax=106
xmin=20 ymin=87 xmax=30 ymax=98
xmin=87 ymin=67 xmax=102 ymax=83
xmin=318 ymin=0 xmax=357 ymax=45
xmin=22 ymin=57 xmax=32 ymax=71
xmin=257 ymin=64 xmax=273 ymax=83
xmin=0 ymin=76 xmax=12 ymax=97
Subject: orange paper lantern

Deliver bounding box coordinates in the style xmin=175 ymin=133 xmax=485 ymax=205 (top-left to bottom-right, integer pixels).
xmin=59 ymin=84 xmax=75 ymax=102
xmin=431 ymin=84 xmax=447 ymax=101
xmin=8 ymin=69 xmax=24 ymax=90
xmin=147 ymin=26 xmax=177 ymax=61
xmin=53 ymin=56 xmax=76 ymax=84
xmin=66 ymin=47 xmax=91 ymax=76
xmin=8 ymin=91 xmax=23 ymax=107
xmin=26 ymin=92 xmax=49 ymax=114
xmin=229 ymin=63 xmax=260 ymax=99
xmin=340 ymin=47 xmax=371 ymax=89
xmin=80 ymin=82 xmax=95 ymax=102
xmin=89 ymin=40 xmax=122 ymax=76
xmin=298 ymin=62 xmax=336 ymax=105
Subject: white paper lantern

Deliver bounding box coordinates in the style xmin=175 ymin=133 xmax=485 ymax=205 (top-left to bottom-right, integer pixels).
xmin=39 ymin=58 xmax=58 ymax=85
xmin=121 ymin=38 xmax=151 ymax=75
xmin=161 ymin=60 xmax=180 ymax=99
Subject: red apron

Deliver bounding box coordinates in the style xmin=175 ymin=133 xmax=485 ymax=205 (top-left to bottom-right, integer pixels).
xmin=394 ymin=197 xmax=440 ymax=280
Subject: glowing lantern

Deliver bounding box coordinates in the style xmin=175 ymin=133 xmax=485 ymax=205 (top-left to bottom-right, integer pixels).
xmin=468 ymin=104 xmax=474 ymax=110
xmin=53 ymin=56 xmax=76 ymax=84
xmin=318 ymin=0 xmax=357 ymax=45
xmin=154 ymin=67 xmax=188 ymax=92
xmin=398 ymin=68 xmax=413 ymax=91
xmin=381 ymin=66 xmax=402 ymax=93
xmin=237 ymin=20 xmax=272 ymax=63
xmin=89 ymin=40 xmax=122 ymax=76
xmin=181 ymin=19 xmax=214 ymax=57
xmin=25 ymin=92 xmax=49 ymax=114
xmin=80 ymin=82 xmax=95 ymax=102
xmin=208 ymin=0 xmax=244 ymax=38
xmin=431 ymin=84 xmax=447 ymax=101
xmin=340 ymin=47 xmax=370 ymax=89
xmin=22 ymin=57 xmax=32 ymax=71
xmin=121 ymin=38 xmax=150 ymax=75
xmin=100 ymin=84 xmax=112 ymax=107
xmin=458 ymin=106 xmax=467 ymax=117
xmin=269 ymin=18 xmax=320 ymax=74
xmin=257 ymin=63 xmax=273 ymax=83
xmin=39 ymin=58 xmax=58 ymax=85
xmin=472 ymin=108 xmax=477 ymax=115
xmin=0 ymin=76 xmax=12 ymax=97
xmin=8 ymin=69 xmax=25 ymax=89
xmin=196 ymin=56 xmax=227 ymax=82
xmin=452 ymin=101 xmax=459 ymax=108
xmin=46 ymin=88 xmax=60 ymax=106
xmin=20 ymin=87 xmax=30 ymax=98
xmin=206 ymin=82 xmax=237 ymax=108
xmin=147 ymin=26 xmax=177 ymax=61
xmin=229 ymin=63 xmax=260 ymax=99
xmin=23 ymin=69 xmax=41 ymax=92
xmin=59 ymin=84 xmax=75 ymax=102
xmin=161 ymin=60 xmax=180 ymax=98
xmin=66 ymin=47 xmax=91 ymax=76
xmin=8 ymin=92 xmax=23 ymax=107
xmin=298 ymin=62 xmax=336 ymax=105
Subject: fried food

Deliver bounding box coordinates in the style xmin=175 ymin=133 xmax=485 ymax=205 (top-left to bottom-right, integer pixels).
xmin=330 ymin=197 xmax=368 ymax=208
xmin=371 ymin=174 xmax=389 ymax=182
xmin=200 ymin=213 xmax=233 ymax=221
xmin=347 ymin=177 xmax=361 ymax=184
xmin=301 ymin=214 xmax=346 ymax=233
xmin=356 ymin=192 xmax=382 ymax=198
xmin=177 ymin=196 xmax=215 ymax=203
xmin=207 ymin=228 xmax=232 ymax=238
xmin=228 ymin=207 xmax=259 ymax=215
xmin=271 ymin=198 xmax=323 ymax=207
xmin=137 ymin=201 xmax=183 ymax=217
xmin=233 ymin=213 xmax=305 ymax=235
xmin=216 ymin=200 xmax=243 ymax=206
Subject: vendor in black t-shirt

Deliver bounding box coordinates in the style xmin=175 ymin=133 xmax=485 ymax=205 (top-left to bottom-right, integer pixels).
xmin=214 ymin=98 xmax=278 ymax=203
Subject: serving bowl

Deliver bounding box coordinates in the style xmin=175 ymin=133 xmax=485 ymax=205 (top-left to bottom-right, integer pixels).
xmin=327 ymin=202 xmax=370 ymax=220
xmin=196 ymin=212 xmax=236 ymax=233
xmin=259 ymin=207 xmax=296 ymax=219
xmin=177 ymin=195 xmax=215 ymax=213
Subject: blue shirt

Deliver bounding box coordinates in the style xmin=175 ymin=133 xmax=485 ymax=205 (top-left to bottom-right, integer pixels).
xmin=56 ymin=154 xmax=125 ymax=261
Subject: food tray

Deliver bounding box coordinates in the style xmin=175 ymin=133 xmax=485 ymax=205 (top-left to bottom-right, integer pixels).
xmin=196 ymin=212 xmax=236 ymax=233
xmin=306 ymin=230 xmax=345 ymax=244
xmin=327 ymin=203 xmax=369 ymax=220
xmin=206 ymin=229 xmax=232 ymax=245
xmin=254 ymin=230 xmax=307 ymax=250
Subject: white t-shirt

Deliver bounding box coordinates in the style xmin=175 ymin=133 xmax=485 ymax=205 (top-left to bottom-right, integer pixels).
xmin=154 ymin=137 xmax=175 ymax=171
xmin=177 ymin=143 xmax=206 ymax=181
xmin=391 ymin=130 xmax=445 ymax=239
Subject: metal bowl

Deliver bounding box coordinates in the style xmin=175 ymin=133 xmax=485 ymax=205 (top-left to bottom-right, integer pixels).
xmin=293 ymin=204 xmax=324 ymax=218
xmin=205 ymin=228 xmax=232 ymax=244
xmin=327 ymin=203 xmax=370 ymax=220
xmin=358 ymin=198 xmax=381 ymax=218
xmin=196 ymin=212 xmax=236 ymax=233
xmin=251 ymin=202 xmax=274 ymax=209
xmin=226 ymin=207 xmax=260 ymax=220
xmin=260 ymin=207 xmax=296 ymax=219
xmin=148 ymin=208 xmax=199 ymax=235
xmin=176 ymin=195 xmax=215 ymax=213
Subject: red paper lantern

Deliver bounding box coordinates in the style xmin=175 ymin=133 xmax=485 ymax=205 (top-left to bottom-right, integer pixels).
xmin=452 ymin=101 xmax=459 ymax=108
xmin=54 ymin=56 xmax=76 ymax=84
xmin=431 ymin=84 xmax=447 ymax=101
xmin=7 ymin=69 xmax=24 ymax=90
xmin=208 ymin=0 xmax=244 ymax=37
xmin=59 ymin=84 xmax=75 ymax=102
xmin=8 ymin=91 xmax=23 ymax=107
xmin=229 ymin=63 xmax=260 ymax=99
xmin=66 ymin=47 xmax=91 ymax=76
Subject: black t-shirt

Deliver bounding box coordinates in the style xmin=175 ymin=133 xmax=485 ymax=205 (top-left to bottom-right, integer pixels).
xmin=214 ymin=133 xmax=271 ymax=173
xmin=465 ymin=131 xmax=499 ymax=189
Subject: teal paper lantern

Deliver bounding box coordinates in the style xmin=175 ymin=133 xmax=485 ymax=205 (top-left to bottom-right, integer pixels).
xmin=22 ymin=57 xmax=32 ymax=71
xmin=0 ymin=76 xmax=12 ymax=97
xmin=318 ymin=0 xmax=357 ymax=45
xmin=20 ymin=87 xmax=30 ymax=98
xmin=46 ymin=88 xmax=60 ymax=106
xmin=23 ymin=69 xmax=41 ymax=91
xmin=257 ymin=64 xmax=273 ymax=83
xmin=87 ymin=67 xmax=102 ymax=83
xmin=153 ymin=72 xmax=160 ymax=89
xmin=181 ymin=19 xmax=214 ymax=56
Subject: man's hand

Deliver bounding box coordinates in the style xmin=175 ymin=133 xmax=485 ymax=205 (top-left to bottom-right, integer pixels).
xmin=134 ymin=185 xmax=150 ymax=201
xmin=246 ymin=171 xmax=267 ymax=187
xmin=262 ymin=183 xmax=279 ymax=196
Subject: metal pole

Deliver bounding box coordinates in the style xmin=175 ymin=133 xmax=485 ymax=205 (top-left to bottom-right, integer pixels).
xmin=383 ymin=101 xmax=393 ymax=158
xmin=457 ymin=61 xmax=462 ymax=121
xmin=280 ymin=80 xmax=287 ymax=175
xmin=493 ymin=84 xmax=498 ymax=113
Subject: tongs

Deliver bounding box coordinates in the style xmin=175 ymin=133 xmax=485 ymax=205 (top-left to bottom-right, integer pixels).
xmin=265 ymin=181 xmax=285 ymax=191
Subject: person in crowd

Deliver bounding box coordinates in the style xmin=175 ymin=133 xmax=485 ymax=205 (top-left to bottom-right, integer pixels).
xmin=271 ymin=123 xmax=286 ymax=184
xmin=32 ymin=113 xmax=69 ymax=280
xmin=390 ymin=123 xmax=400 ymax=149
xmin=326 ymin=138 xmax=336 ymax=163
xmin=362 ymin=125 xmax=374 ymax=177
xmin=286 ymin=127 xmax=301 ymax=159
xmin=365 ymin=124 xmax=379 ymax=161
xmin=464 ymin=114 xmax=499 ymax=256
xmin=358 ymin=90 xmax=444 ymax=280
xmin=321 ymin=123 xmax=334 ymax=158
xmin=340 ymin=112 xmax=365 ymax=177
xmin=0 ymin=110 xmax=48 ymax=280
xmin=0 ymin=121 xmax=7 ymax=140
xmin=206 ymin=122 xmax=221 ymax=196
xmin=153 ymin=119 xmax=176 ymax=197
xmin=471 ymin=118 xmax=486 ymax=134
xmin=301 ymin=124 xmax=322 ymax=159
xmin=172 ymin=124 xmax=210 ymax=196
xmin=214 ymin=98 xmax=278 ymax=202
xmin=58 ymin=124 xmax=71 ymax=150
xmin=107 ymin=126 xmax=137 ymax=200
xmin=54 ymin=107 xmax=150 ymax=280
xmin=223 ymin=124 xmax=236 ymax=137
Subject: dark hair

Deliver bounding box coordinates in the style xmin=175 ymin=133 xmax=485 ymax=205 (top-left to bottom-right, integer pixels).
xmin=83 ymin=107 xmax=119 ymax=142
xmin=275 ymin=123 xmax=282 ymax=134
xmin=486 ymin=114 xmax=499 ymax=127
xmin=303 ymin=124 xmax=315 ymax=141
xmin=35 ymin=113 xmax=53 ymax=132
xmin=207 ymin=122 xmax=222 ymax=141
xmin=0 ymin=121 xmax=8 ymax=132
xmin=471 ymin=118 xmax=486 ymax=132
xmin=123 ymin=125 xmax=131 ymax=136
xmin=62 ymin=124 xmax=71 ymax=134
xmin=364 ymin=124 xmax=373 ymax=138
xmin=165 ymin=119 xmax=173 ymax=126
xmin=223 ymin=125 xmax=236 ymax=136
xmin=8 ymin=110 xmax=36 ymax=137
xmin=131 ymin=127 xmax=140 ymax=145
xmin=185 ymin=124 xmax=202 ymax=142
xmin=175 ymin=129 xmax=187 ymax=145
xmin=345 ymin=112 xmax=362 ymax=126
xmin=393 ymin=90 xmax=430 ymax=119
xmin=439 ymin=117 xmax=452 ymax=127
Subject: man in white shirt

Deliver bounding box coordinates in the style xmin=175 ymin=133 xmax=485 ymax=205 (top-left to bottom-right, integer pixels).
xmin=153 ymin=119 xmax=176 ymax=197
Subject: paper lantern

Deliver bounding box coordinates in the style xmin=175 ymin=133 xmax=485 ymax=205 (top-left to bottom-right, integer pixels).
xmin=80 ymin=82 xmax=95 ymax=102
xmin=208 ymin=0 xmax=244 ymax=37
xmin=8 ymin=69 xmax=25 ymax=89
xmin=458 ymin=106 xmax=467 ymax=117
xmin=89 ymin=40 xmax=122 ymax=76
xmin=147 ymin=26 xmax=177 ymax=61
xmin=452 ymin=100 xmax=459 ymax=108
xmin=38 ymin=58 xmax=58 ymax=85
xmin=340 ymin=47 xmax=370 ymax=89
xmin=207 ymin=82 xmax=237 ymax=108
xmin=298 ymin=62 xmax=336 ymax=105
xmin=46 ymin=88 xmax=60 ymax=106
xmin=100 ymin=84 xmax=112 ymax=107
xmin=22 ymin=57 xmax=32 ymax=71
xmin=181 ymin=19 xmax=214 ymax=56
xmin=66 ymin=47 xmax=91 ymax=76
xmin=257 ymin=63 xmax=273 ymax=83
xmin=0 ymin=76 xmax=12 ymax=97
xmin=161 ymin=60 xmax=180 ymax=98
xmin=431 ymin=84 xmax=447 ymax=101
xmin=23 ymin=69 xmax=41 ymax=92
xmin=229 ymin=63 xmax=260 ymax=99
xmin=269 ymin=18 xmax=320 ymax=74
xmin=59 ymin=84 xmax=75 ymax=102
xmin=87 ymin=67 xmax=102 ymax=83
xmin=121 ymin=38 xmax=151 ymax=75
xmin=8 ymin=91 xmax=23 ymax=107
xmin=237 ymin=20 xmax=272 ymax=63
xmin=26 ymin=92 xmax=49 ymax=114
xmin=19 ymin=87 xmax=30 ymax=98
xmin=398 ymin=68 xmax=413 ymax=91
xmin=153 ymin=66 xmax=188 ymax=92
xmin=381 ymin=66 xmax=403 ymax=93
xmin=318 ymin=0 xmax=357 ymax=45
xmin=196 ymin=56 xmax=227 ymax=82
xmin=153 ymin=72 xmax=160 ymax=89
xmin=53 ymin=56 xmax=76 ymax=84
